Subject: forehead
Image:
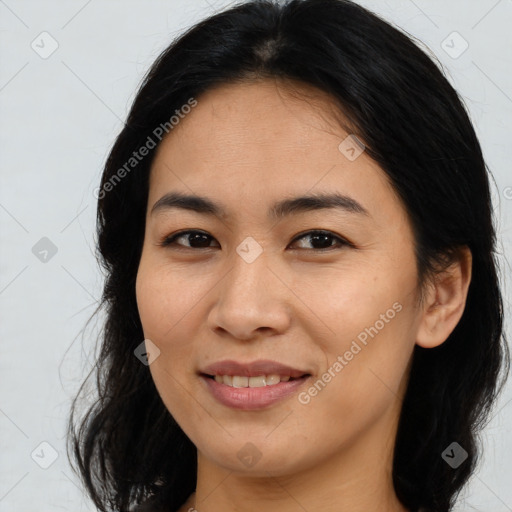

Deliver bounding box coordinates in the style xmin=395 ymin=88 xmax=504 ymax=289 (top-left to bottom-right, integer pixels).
xmin=148 ymin=79 xmax=402 ymax=225
xmin=156 ymin=78 xmax=350 ymax=165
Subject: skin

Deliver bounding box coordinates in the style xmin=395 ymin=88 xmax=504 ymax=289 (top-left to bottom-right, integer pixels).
xmin=135 ymin=78 xmax=472 ymax=512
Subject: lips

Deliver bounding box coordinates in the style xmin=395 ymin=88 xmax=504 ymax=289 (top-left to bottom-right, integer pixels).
xmin=199 ymin=359 xmax=312 ymax=409
xmin=200 ymin=359 xmax=310 ymax=379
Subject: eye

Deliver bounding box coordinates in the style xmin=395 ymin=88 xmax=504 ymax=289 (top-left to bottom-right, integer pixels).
xmin=160 ymin=230 xmax=219 ymax=249
xmin=289 ymin=230 xmax=351 ymax=251
xmin=159 ymin=229 xmax=352 ymax=251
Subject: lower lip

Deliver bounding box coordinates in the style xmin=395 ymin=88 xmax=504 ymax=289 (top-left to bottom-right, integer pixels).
xmin=201 ymin=375 xmax=310 ymax=410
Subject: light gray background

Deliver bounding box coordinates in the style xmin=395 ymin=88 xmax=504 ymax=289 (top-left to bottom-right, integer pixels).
xmin=0 ymin=0 xmax=511 ymax=510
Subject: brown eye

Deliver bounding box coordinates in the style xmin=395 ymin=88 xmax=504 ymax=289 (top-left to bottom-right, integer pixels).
xmin=289 ymin=230 xmax=351 ymax=250
xmin=161 ymin=230 xmax=219 ymax=249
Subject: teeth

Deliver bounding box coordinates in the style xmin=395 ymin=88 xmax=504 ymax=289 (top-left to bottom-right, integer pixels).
xmin=213 ymin=374 xmax=294 ymax=388
xmin=232 ymin=376 xmax=249 ymax=388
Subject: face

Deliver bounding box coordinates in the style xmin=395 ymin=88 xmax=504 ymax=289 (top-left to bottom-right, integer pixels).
xmin=136 ymin=79 xmax=424 ymax=477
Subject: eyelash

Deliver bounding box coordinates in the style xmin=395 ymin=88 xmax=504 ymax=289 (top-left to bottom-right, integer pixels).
xmin=159 ymin=229 xmax=353 ymax=251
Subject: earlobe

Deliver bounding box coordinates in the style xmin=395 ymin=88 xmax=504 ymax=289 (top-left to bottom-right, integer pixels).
xmin=416 ymin=247 xmax=472 ymax=349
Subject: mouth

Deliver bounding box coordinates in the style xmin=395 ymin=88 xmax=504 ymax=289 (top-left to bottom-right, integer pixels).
xmin=200 ymin=359 xmax=310 ymax=379
xmin=199 ymin=359 xmax=312 ymax=410
xmin=202 ymin=373 xmax=309 ymax=388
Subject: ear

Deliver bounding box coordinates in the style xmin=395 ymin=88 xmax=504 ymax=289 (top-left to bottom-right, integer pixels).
xmin=416 ymin=246 xmax=472 ymax=349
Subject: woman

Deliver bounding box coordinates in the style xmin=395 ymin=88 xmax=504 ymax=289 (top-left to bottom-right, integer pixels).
xmin=68 ymin=1 xmax=510 ymax=511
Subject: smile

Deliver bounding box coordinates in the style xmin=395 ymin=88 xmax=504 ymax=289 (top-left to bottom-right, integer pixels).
xmin=211 ymin=374 xmax=293 ymax=387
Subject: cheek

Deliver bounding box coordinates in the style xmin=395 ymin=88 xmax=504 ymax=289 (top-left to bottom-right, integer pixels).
xmin=136 ymin=256 xmax=208 ymax=340
xmin=295 ymin=312 xmax=414 ymax=458
xmin=298 ymin=260 xmax=410 ymax=348
xmin=136 ymin=264 xmax=204 ymax=423
xmin=300 ymin=256 xmax=418 ymax=412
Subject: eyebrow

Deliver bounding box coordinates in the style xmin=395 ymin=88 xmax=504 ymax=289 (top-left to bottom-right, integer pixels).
xmin=150 ymin=191 xmax=370 ymax=219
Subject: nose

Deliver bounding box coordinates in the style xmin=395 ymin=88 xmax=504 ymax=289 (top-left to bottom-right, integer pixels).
xmin=207 ymin=248 xmax=292 ymax=341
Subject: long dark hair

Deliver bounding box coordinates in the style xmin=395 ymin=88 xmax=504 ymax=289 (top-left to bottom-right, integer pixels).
xmin=68 ymin=1 xmax=510 ymax=511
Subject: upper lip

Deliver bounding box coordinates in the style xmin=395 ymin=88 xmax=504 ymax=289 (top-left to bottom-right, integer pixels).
xmin=200 ymin=359 xmax=310 ymax=378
